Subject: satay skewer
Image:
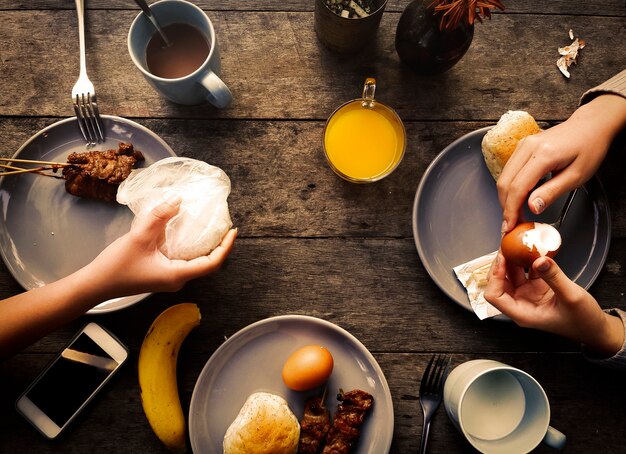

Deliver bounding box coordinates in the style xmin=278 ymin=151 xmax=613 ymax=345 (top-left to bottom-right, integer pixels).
xmin=297 ymin=386 xmax=331 ymax=454
xmin=1 ymin=143 xmax=144 ymax=200
xmin=0 ymin=157 xmax=71 ymax=167
xmin=0 ymin=164 xmax=64 ymax=178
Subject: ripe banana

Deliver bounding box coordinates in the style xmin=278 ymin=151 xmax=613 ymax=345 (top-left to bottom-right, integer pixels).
xmin=138 ymin=303 xmax=201 ymax=453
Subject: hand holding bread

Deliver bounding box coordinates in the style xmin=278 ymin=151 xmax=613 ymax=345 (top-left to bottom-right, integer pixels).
xmin=485 ymin=95 xmax=626 ymax=232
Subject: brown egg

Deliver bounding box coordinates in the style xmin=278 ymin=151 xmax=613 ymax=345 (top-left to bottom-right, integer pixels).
xmin=282 ymin=345 xmax=334 ymax=391
xmin=501 ymin=222 xmax=562 ymax=268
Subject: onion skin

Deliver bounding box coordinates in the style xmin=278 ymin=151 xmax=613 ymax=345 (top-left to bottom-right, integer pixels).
xmin=501 ymin=222 xmax=561 ymax=268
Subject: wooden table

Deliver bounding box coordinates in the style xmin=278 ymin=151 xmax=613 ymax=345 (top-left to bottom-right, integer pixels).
xmin=1 ymin=1 xmax=625 ymax=452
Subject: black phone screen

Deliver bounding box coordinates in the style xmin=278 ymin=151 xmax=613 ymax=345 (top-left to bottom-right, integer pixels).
xmin=25 ymin=333 xmax=120 ymax=427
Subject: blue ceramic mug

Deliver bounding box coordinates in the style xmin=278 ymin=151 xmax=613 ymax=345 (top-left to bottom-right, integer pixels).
xmin=128 ymin=0 xmax=232 ymax=107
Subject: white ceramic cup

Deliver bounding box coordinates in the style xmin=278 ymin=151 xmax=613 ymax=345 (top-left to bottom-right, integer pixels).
xmin=443 ymin=360 xmax=566 ymax=454
xmin=127 ymin=0 xmax=233 ymax=107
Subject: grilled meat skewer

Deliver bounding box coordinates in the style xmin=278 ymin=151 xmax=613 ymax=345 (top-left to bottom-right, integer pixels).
xmin=322 ymin=389 xmax=374 ymax=454
xmin=62 ymin=142 xmax=144 ymax=202
xmin=298 ymin=396 xmax=331 ymax=454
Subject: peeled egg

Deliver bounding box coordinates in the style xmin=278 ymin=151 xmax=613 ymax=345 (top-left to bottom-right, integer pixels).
xmin=501 ymin=222 xmax=562 ymax=268
xmin=282 ymin=345 xmax=334 ymax=391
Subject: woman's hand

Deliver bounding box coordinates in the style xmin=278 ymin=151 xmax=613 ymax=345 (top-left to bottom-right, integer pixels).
xmin=0 ymin=197 xmax=237 ymax=358
xmin=484 ymin=253 xmax=624 ymax=358
xmin=498 ymin=94 xmax=626 ymax=232
xmin=86 ymin=196 xmax=237 ymax=299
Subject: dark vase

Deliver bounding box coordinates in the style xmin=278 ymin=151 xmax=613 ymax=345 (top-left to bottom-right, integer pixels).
xmin=395 ymin=0 xmax=474 ymax=74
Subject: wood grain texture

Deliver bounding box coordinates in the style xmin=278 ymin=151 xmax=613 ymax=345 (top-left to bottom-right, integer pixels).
xmin=0 ymin=10 xmax=623 ymax=119
xmin=2 ymin=0 xmax=625 ymax=15
xmin=2 ymin=352 xmax=625 ymax=453
xmin=2 ymin=118 xmax=624 ymax=237
xmin=1 ymin=1 xmax=625 ymax=453
xmin=1 ymin=236 xmax=624 ymax=357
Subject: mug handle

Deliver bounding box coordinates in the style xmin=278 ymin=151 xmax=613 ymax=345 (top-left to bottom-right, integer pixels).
xmin=199 ymin=71 xmax=233 ymax=108
xmin=543 ymin=425 xmax=566 ymax=450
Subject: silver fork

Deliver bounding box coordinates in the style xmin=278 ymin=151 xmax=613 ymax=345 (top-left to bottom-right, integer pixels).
xmin=419 ymin=354 xmax=451 ymax=454
xmin=72 ymin=0 xmax=105 ymax=146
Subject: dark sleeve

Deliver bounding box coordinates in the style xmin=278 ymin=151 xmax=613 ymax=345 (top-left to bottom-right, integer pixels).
xmin=582 ymin=309 xmax=626 ymax=369
xmin=579 ymin=70 xmax=626 ymax=106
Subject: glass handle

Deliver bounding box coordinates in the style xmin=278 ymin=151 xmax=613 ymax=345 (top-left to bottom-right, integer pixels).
xmin=362 ymin=77 xmax=376 ymax=108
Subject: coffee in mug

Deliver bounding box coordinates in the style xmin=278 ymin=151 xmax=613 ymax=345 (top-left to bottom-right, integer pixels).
xmin=146 ymin=23 xmax=210 ymax=79
xmin=128 ymin=0 xmax=233 ymax=107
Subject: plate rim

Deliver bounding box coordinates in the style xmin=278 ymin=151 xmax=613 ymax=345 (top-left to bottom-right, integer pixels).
xmin=412 ymin=126 xmax=612 ymax=318
xmin=0 ymin=115 xmax=176 ymax=314
xmin=188 ymin=314 xmax=394 ymax=453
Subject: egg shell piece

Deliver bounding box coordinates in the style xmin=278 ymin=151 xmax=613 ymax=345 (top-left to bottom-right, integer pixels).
xmin=501 ymin=222 xmax=562 ymax=268
xmin=522 ymin=222 xmax=562 ymax=257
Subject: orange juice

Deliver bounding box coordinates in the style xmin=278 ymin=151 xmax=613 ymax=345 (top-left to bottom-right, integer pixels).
xmin=324 ymin=100 xmax=405 ymax=182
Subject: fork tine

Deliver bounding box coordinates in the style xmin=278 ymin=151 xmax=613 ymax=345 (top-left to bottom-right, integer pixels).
xmin=89 ymin=95 xmax=105 ymax=142
xmin=83 ymin=94 xmax=100 ymax=145
xmin=421 ymin=354 xmax=451 ymax=394
xmin=428 ymin=355 xmax=445 ymax=392
xmin=73 ymin=100 xmax=90 ymax=144
xmin=79 ymin=97 xmax=97 ymax=146
xmin=436 ymin=356 xmax=452 ymax=392
xmin=84 ymin=93 xmax=105 ymax=143
xmin=419 ymin=354 xmax=435 ymax=394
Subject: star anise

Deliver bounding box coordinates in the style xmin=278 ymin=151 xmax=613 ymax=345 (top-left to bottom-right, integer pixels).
xmin=429 ymin=0 xmax=505 ymax=30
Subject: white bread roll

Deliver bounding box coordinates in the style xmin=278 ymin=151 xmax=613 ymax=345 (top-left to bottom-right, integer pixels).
xmin=223 ymin=392 xmax=300 ymax=454
xmin=481 ymin=110 xmax=541 ymax=180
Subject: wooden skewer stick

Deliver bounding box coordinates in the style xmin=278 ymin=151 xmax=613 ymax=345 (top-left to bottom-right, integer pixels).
xmin=0 ymin=164 xmax=64 ymax=179
xmin=0 ymin=166 xmax=48 ymax=176
xmin=1 ymin=163 xmax=29 ymax=171
xmin=0 ymin=157 xmax=70 ymax=167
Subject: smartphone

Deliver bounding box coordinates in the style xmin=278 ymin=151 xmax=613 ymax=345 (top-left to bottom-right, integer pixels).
xmin=15 ymin=322 xmax=129 ymax=439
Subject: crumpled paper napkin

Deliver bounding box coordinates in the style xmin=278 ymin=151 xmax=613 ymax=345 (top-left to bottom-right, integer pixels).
xmin=453 ymin=251 xmax=502 ymax=320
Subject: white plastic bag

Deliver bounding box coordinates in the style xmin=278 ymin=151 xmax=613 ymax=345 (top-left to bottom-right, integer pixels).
xmin=117 ymin=157 xmax=232 ymax=260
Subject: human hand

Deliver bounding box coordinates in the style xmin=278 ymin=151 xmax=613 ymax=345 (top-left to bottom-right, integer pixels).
xmin=86 ymin=196 xmax=237 ymax=299
xmin=484 ymin=252 xmax=624 ymax=358
xmin=0 ymin=197 xmax=236 ymax=357
xmin=499 ymin=94 xmax=626 ymax=232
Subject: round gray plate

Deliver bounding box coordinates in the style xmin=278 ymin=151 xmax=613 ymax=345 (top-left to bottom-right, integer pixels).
xmin=189 ymin=315 xmax=394 ymax=454
xmin=412 ymin=127 xmax=611 ymax=318
xmin=0 ymin=116 xmax=176 ymax=313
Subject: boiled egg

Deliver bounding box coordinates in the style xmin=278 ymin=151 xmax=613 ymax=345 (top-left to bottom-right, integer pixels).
xmin=501 ymin=222 xmax=561 ymax=268
xmin=282 ymin=345 xmax=334 ymax=391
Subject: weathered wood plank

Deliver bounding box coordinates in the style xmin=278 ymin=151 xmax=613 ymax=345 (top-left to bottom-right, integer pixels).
xmin=1 ymin=2 xmax=624 ymax=454
xmin=1 ymin=352 xmax=624 ymax=453
xmin=0 ymin=11 xmax=623 ymax=120
xmin=1 ymin=0 xmax=625 ymax=16
xmin=1 ymin=236 xmax=624 ymax=357
xmin=2 ymin=118 xmax=624 ymax=238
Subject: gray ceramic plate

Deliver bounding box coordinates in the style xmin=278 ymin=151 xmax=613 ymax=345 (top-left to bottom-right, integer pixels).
xmin=0 ymin=116 xmax=176 ymax=313
xmin=412 ymin=127 xmax=611 ymax=319
xmin=189 ymin=315 xmax=394 ymax=454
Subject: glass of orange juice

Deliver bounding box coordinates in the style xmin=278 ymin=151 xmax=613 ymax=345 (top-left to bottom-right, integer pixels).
xmin=323 ymin=77 xmax=406 ymax=183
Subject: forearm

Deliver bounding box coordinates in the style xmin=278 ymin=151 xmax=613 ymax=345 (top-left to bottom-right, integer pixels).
xmin=0 ymin=266 xmax=107 ymax=358
xmin=583 ymin=309 xmax=626 ymax=369
xmin=581 ymin=311 xmax=625 ymax=359
xmin=570 ymin=94 xmax=626 ymax=147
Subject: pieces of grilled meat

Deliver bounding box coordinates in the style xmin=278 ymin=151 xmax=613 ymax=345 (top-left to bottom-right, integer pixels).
xmin=62 ymin=142 xmax=144 ymax=202
xmin=298 ymin=396 xmax=331 ymax=454
xmin=322 ymin=390 xmax=374 ymax=454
